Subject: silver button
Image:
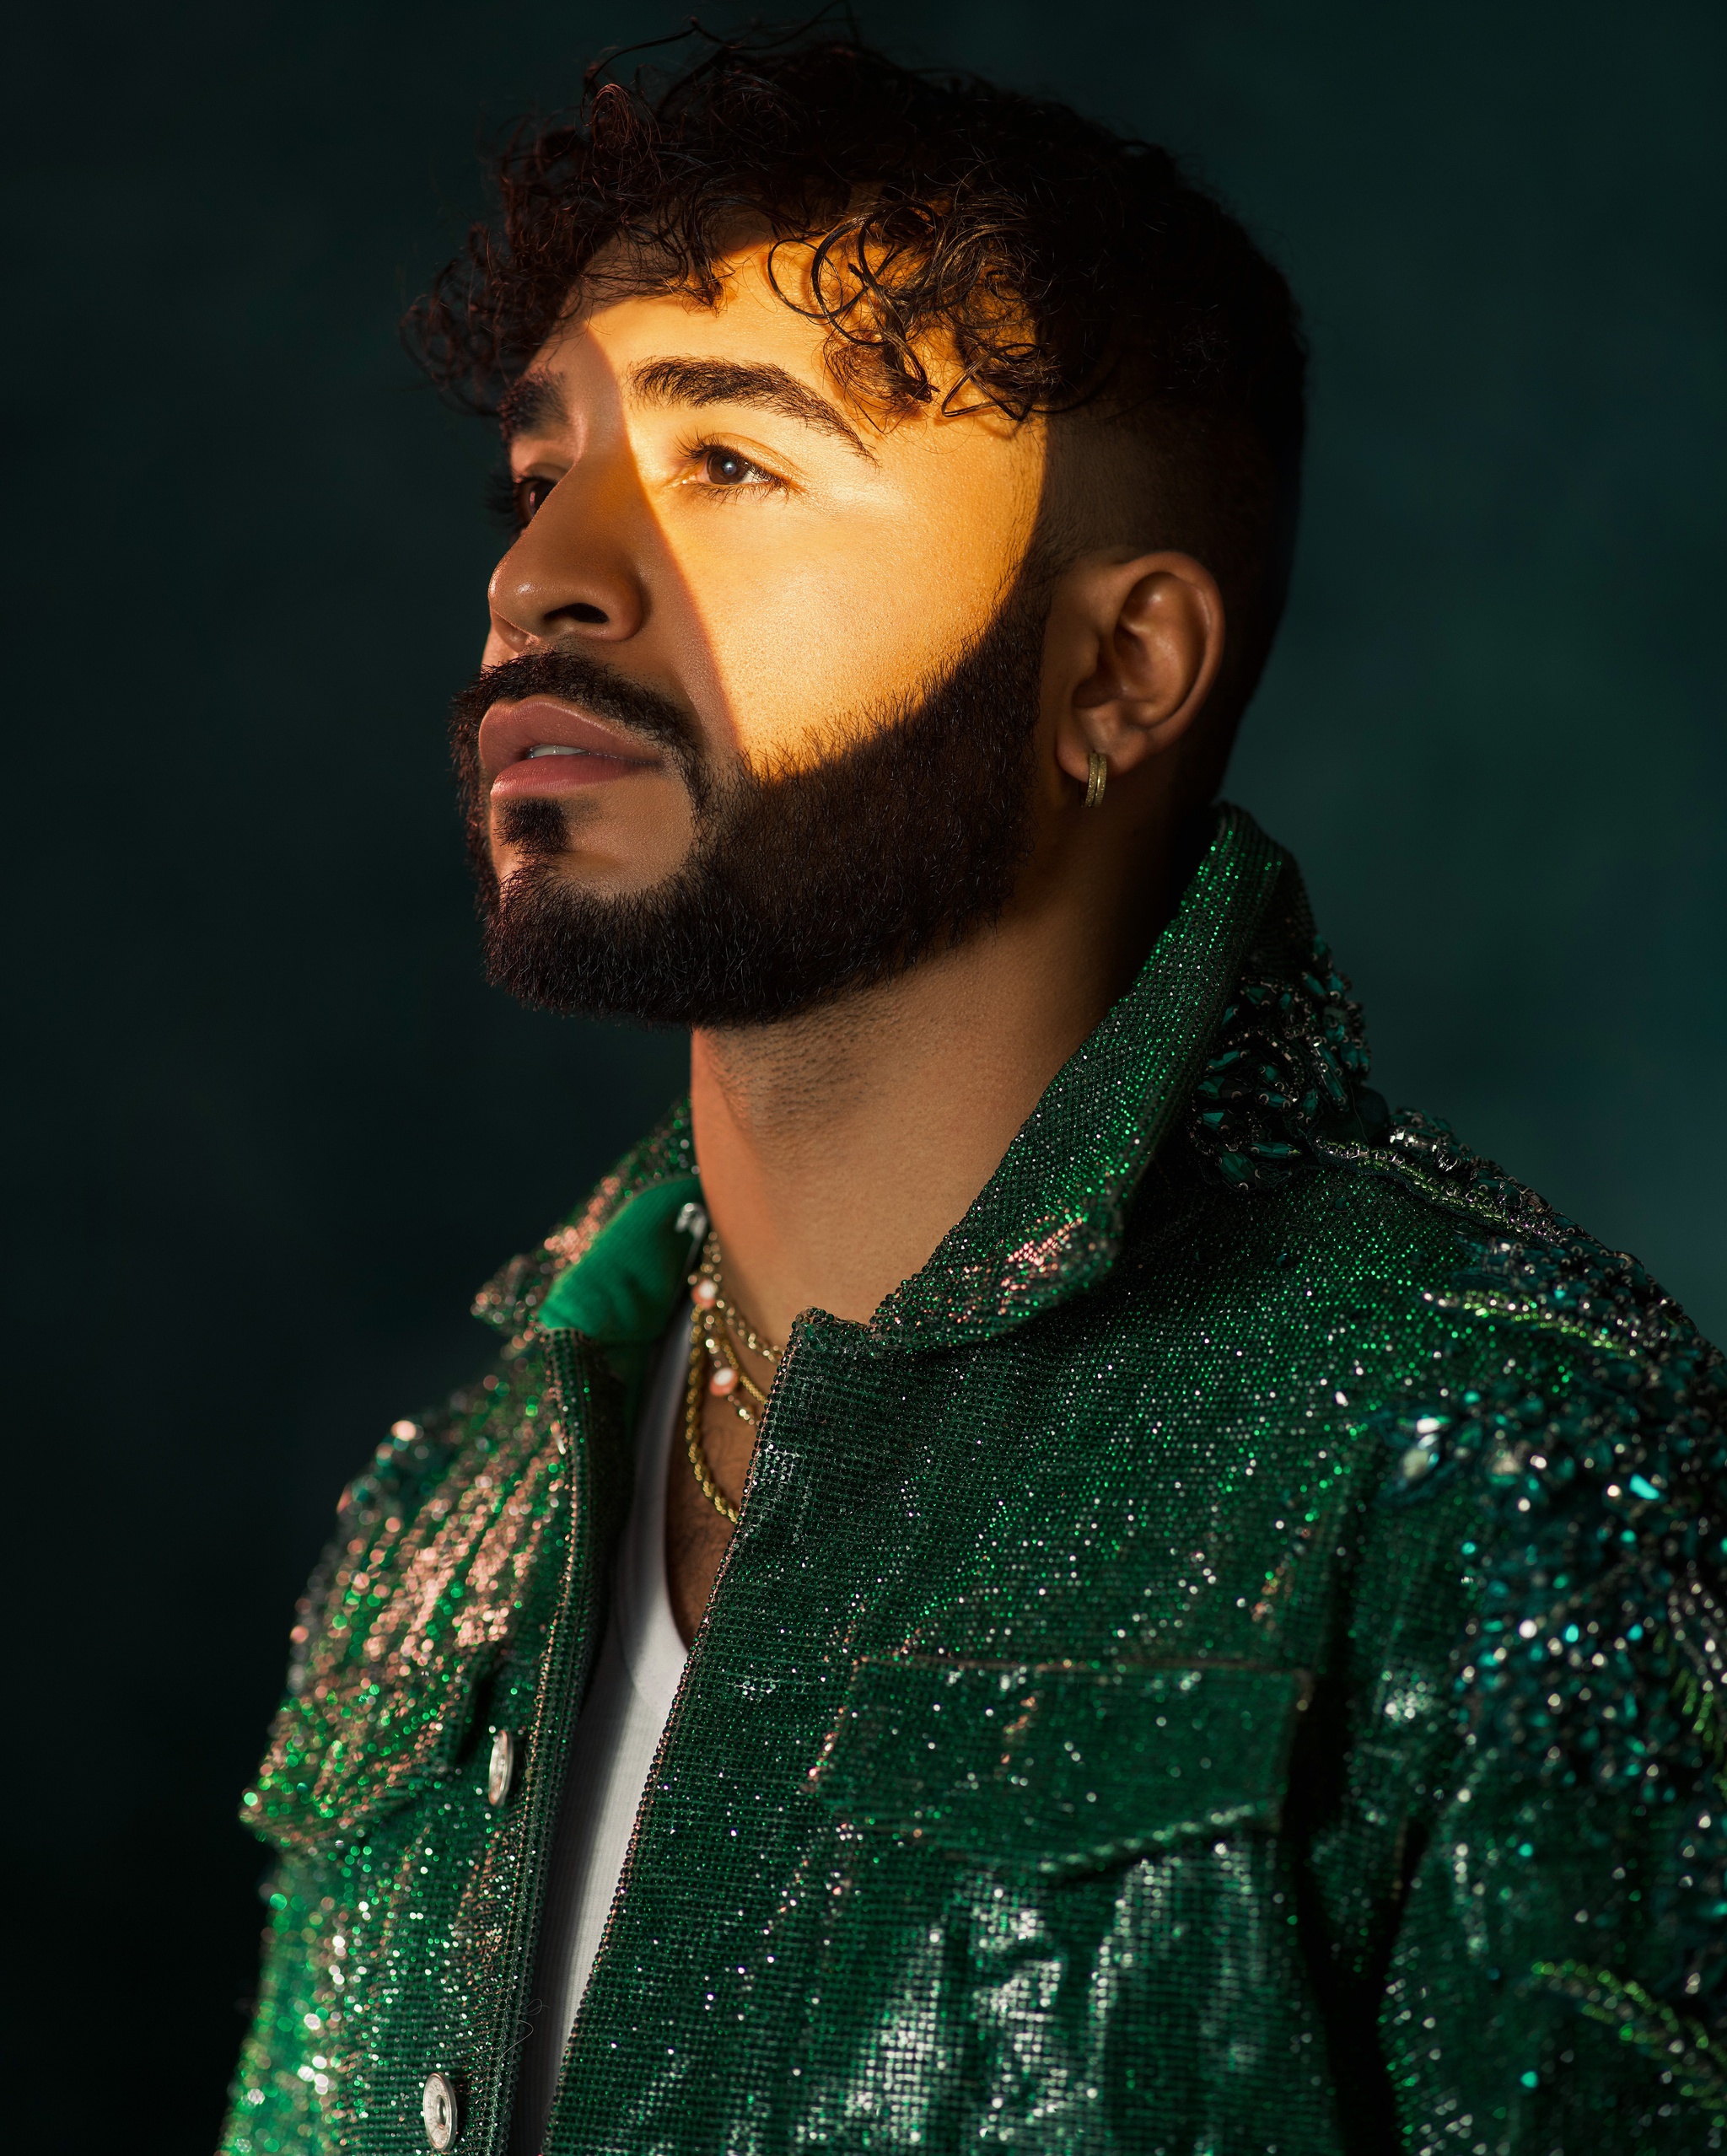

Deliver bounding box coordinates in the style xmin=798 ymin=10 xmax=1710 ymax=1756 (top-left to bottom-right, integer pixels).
xmin=486 ymin=1728 xmax=515 ymax=1808
xmin=422 ymin=2071 xmax=459 ymax=2151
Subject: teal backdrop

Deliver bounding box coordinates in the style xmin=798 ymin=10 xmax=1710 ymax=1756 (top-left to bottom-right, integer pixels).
xmin=4 ymin=3 xmax=1720 ymax=2145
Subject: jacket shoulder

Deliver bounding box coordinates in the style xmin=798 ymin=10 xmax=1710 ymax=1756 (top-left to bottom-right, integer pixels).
xmin=1159 ymin=917 xmax=1727 ymax=1799
xmin=1172 ymin=893 xmax=1708 ymax=1365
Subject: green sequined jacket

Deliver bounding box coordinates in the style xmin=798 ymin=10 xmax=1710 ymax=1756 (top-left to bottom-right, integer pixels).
xmin=224 ymin=808 xmax=1727 ymax=2155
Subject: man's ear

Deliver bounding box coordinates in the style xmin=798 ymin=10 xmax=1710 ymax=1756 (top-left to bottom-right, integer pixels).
xmin=1045 ymin=550 xmax=1225 ymax=794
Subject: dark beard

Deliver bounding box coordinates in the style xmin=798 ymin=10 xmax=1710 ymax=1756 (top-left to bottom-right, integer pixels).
xmin=449 ymin=565 xmax=1051 ymax=1028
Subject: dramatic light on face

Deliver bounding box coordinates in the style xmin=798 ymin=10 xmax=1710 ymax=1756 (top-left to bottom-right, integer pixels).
xmin=451 ymin=562 xmax=1054 ymax=1024
xmin=471 ymin=241 xmax=1047 ymax=936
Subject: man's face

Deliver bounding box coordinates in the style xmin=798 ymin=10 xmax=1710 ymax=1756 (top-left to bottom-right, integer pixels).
xmin=475 ymin=240 xmax=1046 ymax=895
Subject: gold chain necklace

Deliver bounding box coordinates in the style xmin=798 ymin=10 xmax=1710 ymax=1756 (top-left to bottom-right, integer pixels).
xmin=685 ymin=1229 xmax=783 ymax=1524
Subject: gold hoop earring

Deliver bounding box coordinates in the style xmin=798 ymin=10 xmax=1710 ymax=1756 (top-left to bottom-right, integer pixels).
xmin=1084 ymin=751 xmax=1109 ymax=810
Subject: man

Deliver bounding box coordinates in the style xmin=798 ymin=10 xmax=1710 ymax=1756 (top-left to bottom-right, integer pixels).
xmin=223 ymin=33 xmax=1727 ymax=2156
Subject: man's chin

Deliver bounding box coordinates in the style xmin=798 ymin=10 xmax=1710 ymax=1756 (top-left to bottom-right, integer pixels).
xmin=491 ymin=850 xmax=681 ymax=909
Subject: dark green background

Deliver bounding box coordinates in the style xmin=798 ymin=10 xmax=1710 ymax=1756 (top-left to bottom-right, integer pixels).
xmin=5 ymin=3 xmax=1721 ymax=2143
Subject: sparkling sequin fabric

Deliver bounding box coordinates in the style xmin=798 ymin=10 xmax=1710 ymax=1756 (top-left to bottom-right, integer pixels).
xmin=224 ymin=807 xmax=1727 ymax=2153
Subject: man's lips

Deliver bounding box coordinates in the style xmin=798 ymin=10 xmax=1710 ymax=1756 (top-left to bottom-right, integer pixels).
xmin=480 ymin=695 xmax=662 ymax=797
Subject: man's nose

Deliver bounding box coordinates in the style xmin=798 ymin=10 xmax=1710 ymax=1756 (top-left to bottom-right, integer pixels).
xmin=487 ymin=464 xmax=646 ymax=648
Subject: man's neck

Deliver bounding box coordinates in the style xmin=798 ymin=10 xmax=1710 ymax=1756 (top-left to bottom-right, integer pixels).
xmin=688 ymin=833 xmax=1183 ymax=1342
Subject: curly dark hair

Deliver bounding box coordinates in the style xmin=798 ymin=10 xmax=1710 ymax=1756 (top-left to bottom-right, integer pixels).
xmin=408 ymin=26 xmax=1307 ymax=726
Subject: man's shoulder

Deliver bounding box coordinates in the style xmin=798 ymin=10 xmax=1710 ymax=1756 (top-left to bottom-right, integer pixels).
xmin=1143 ymin=1066 xmax=1724 ymax=1493
xmin=1326 ymin=1116 xmax=1727 ymax=1814
xmin=1162 ymin=1067 xmax=1727 ymax=1779
xmin=1152 ymin=909 xmax=1714 ymax=1381
xmin=1176 ymin=1088 xmax=1713 ymax=1377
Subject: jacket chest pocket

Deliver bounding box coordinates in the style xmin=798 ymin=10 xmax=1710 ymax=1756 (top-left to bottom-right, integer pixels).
xmin=808 ymin=1656 xmax=1311 ymax=1879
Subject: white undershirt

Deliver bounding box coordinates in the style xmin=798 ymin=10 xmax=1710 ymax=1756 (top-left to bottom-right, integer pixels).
xmin=510 ymin=1311 xmax=689 ymax=2153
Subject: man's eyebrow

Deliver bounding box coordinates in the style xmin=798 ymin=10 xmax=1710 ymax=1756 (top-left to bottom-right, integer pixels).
xmin=625 ymin=356 xmax=875 ymax=460
xmin=499 ymin=371 xmax=568 ymax=443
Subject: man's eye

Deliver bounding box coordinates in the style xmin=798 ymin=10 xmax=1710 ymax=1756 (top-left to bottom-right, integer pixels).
xmin=699 ymin=446 xmax=770 ymax=488
xmin=513 ymin=474 xmax=557 ymax=527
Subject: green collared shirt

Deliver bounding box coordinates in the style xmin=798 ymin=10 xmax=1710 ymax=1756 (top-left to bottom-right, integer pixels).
xmin=226 ymin=806 xmax=1727 ymax=2154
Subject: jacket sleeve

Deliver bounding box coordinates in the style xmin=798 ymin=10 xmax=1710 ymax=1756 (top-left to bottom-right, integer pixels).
xmin=220 ymin=1856 xmax=342 ymax=2153
xmin=1364 ymin=1306 xmax=1727 ymax=2151
xmin=1384 ymin=1754 xmax=1727 ymax=2150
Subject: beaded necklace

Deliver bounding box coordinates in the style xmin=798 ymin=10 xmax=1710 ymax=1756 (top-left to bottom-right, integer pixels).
xmin=684 ymin=1229 xmax=783 ymax=1524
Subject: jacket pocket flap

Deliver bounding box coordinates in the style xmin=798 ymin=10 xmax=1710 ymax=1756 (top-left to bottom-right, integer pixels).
xmin=244 ymin=1415 xmax=568 ymax=1853
xmin=245 ymin=1653 xmax=493 ymax=1853
xmin=810 ymin=1657 xmax=1310 ymax=1876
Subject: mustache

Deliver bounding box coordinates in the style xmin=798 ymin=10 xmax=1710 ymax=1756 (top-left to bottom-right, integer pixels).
xmin=448 ymin=646 xmax=707 ymax=790
xmin=447 ymin=648 xmax=711 ymax=909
